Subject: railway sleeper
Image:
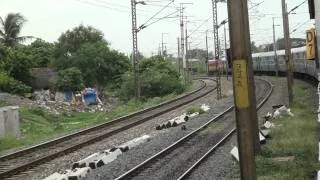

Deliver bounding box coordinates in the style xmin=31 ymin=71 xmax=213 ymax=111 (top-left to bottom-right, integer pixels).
xmin=44 ymin=167 xmax=91 ymax=180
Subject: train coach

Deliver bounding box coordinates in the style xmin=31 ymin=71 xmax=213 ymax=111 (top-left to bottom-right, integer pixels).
xmin=252 ymin=46 xmax=318 ymax=79
xmin=207 ymin=59 xmax=224 ymax=75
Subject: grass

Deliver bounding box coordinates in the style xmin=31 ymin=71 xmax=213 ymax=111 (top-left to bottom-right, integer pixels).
xmin=0 ymin=90 xmax=191 ymax=153
xmin=256 ymin=84 xmax=320 ymax=179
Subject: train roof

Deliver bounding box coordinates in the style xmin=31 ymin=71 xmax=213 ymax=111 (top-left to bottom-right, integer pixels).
xmin=252 ymin=46 xmax=305 ymax=57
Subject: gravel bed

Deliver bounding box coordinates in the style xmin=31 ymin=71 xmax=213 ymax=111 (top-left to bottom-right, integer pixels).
xmin=9 ymin=78 xmax=232 ymax=180
xmin=85 ymin=78 xmax=235 ymax=180
xmin=184 ymin=76 xmax=301 ymax=180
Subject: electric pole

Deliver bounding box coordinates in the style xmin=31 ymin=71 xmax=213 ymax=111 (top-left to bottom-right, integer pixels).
xmin=180 ymin=4 xmax=186 ymax=83
xmin=180 ymin=3 xmax=192 ymax=83
xmin=206 ymin=30 xmax=209 ymax=74
xmin=282 ymin=0 xmax=294 ymax=104
xmin=228 ymin=0 xmax=257 ymax=179
xmin=131 ymin=0 xmax=140 ymax=100
xmin=178 ymin=37 xmax=181 ymax=74
xmin=185 ymin=25 xmax=189 ymax=78
xmin=211 ymin=0 xmax=222 ymax=99
xmin=272 ymin=17 xmax=279 ymax=76
xmin=223 ymin=22 xmax=228 ymax=80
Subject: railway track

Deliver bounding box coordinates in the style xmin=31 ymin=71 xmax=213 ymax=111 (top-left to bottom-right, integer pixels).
xmin=0 ymin=79 xmax=216 ymax=179
xmin=114 ymin=78 xmax=273 ymax=180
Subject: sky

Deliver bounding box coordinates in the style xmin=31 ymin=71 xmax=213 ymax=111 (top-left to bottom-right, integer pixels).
xmin=0 ymin=0 xmax=315 ymax=57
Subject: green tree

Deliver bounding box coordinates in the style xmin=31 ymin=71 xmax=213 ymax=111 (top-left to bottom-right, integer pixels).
xmin=54 ymin=25 xmax=106 ymax=68
xmin=29 ymin=39 xmax=55 ymax=67
xmin=69 ymin=42 xmax=130 ymax=87
xmin=4 ymin=45 xmax=33 ymax=85
xmin=55 ymin=67 xmax=84 ymax=91
xmin=0 ymin=13 xmax=33 ymax=47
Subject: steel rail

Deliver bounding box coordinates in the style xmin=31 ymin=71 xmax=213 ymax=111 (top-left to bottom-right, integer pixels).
xmin=115 ymin=78 xmax=273 ymax=180
xmin=176 ymin=78 xmax=273 ymax=180
xmin=0 ymin=79 xmax=216 ymax=179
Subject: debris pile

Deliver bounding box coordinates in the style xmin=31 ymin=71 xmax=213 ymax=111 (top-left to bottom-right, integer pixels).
xmin=44 ymin=135 xmax=151 ymax=180
xmin=155 ymin=104 xmax=211 ymax=130
xmin=31 ymin=88 xmax=116 ymax=115
xmin=230 ymin=104 xmax=295 ymax=162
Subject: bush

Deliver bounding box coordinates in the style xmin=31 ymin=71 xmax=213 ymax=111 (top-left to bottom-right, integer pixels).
xmin=0 ymin=72 xmax=32 ymax=95
xmin=55 ymin=67 xmax=85 ymax=91
xmin=118 ymin=56 xmax=185 ymax=100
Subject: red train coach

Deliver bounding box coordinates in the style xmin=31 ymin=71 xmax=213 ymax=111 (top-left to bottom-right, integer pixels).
xmin=207 ymin=59 xmax=223 ymax=75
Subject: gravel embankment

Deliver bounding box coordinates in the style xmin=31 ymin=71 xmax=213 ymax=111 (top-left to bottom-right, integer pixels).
xmin=184 ymin=76 xmax=298 ymax=180
xmin=10 ymin=78 xmax=233 ymax=180
xmin=83 ymin=78 xmax=268 ymax=180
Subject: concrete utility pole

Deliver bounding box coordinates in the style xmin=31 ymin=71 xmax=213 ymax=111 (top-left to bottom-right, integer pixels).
xmin=211 ymin=0 xmax=222 ymax=99
xmin=131 ymin=0 xmax=140 ymax=100
xmin=272 ymin=17 xmax=279 ymax=76
xmin=206 ymin=30 xmax=209 ymax=74
xmin=180 ymin=4 xmax=186 ymax=82
xmin=178 ymin=37 xmax=181 ymax=74
xmin=228 ymin=0 xmax=257 ymax=179
xmin=223 ymin=22 xmax=228 ymax=80
xmin=185 ymin=25 xmax=189 ymax=77
xmin=281 ymin=0 xmax=294 ymax=104
xmin=180 ymin=3 xmax=192 ymax=83
xmin=161 ymin=33 xmax=168 ymax=57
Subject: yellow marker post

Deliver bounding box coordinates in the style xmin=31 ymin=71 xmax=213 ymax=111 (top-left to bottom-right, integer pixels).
xmin=232 ymin=59 xmax=249 ymax=108
xmin=306 ymin=28 xmax=316 ymax=60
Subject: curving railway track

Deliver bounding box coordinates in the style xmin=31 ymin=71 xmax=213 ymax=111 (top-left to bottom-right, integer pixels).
xmin=0 ymin=79 xmax=216 ymax=179
xmin=114 ymin=78 xmax=273 ymax=180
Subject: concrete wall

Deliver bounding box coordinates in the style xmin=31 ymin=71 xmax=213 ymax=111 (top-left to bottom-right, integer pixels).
xmin=30 ymin=68 xmax=57 ymax=89
xmin=0 ymin=106 xmax=20 ymax=139
xmin=315 ymin=0 xmax=320 ymax=63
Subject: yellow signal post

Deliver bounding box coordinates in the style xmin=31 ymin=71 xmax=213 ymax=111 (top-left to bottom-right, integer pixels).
xmin=306 ymin=28 xmax=316 ymax=60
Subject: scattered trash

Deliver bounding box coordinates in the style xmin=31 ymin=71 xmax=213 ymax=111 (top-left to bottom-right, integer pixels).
xmin=230 ymin=146 xmax=239 ymax=162
xmin=259 ymin=132 xmax=266 ymax=144
xmin=201 ymin=104 xmax=210 ymax=112
xmin=271 ymin=156 xmax=295 ymax=162
xmin=273 ymin=105 xmax=294 ymax=119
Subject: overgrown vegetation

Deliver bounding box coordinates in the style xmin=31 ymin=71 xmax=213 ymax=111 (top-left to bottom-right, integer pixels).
xmin=256 ymin=84 xmax=320 ymax=179
xmin=0 ymin=72 xmax=31 ymax=95
xmin=118 ymin=56 xmax=185 ymax=100
xmin=0 ymin=93 xmax=179 ymax=152
xmin=55 ymin=67 xmax=85 ymax=91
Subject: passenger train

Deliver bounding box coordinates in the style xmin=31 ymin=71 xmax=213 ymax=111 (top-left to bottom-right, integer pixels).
xmin=208 ymin=46 xmax=318 ymax=80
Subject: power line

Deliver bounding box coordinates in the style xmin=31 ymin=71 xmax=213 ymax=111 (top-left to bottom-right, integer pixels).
xmin=140 ymin=0 xmax=174 ymax=28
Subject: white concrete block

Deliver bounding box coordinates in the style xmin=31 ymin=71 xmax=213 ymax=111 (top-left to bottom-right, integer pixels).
xmin=43 ymin=172 xmax=68 ymax=180
xmin=73 ymin=152 xmax=106 ymax=169
xmin=6 ymin=106 xmax=20 ymax=138
xmin=260 ymin=129 xmax=271 ymax=137
xmin=102 ymin=148 xmax=122 ymax=163
xmin=67 ymin=167 xmax=91 ymax=180
xmin=188 ymin=112 xmax=199 ymax=118
xmin=119 ymin=135 xmax=150 ymax=149
xmin=0 ymin=107 xmax=8 ymax=138
xmin=264 ymin=121 xmax=274 ymax=129
xmin=317 ymin=170 xmax=320 ymax=180
xmin=259 ymin=132 xmax=266 ymax=143
xmin=230 ymin=146 xmax=239 ymax=162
